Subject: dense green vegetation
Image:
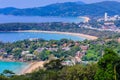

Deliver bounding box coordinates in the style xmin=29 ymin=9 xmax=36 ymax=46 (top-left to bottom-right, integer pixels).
xmin=95 ymin=49 xmax=120 ymax=80
xmin=0 ymin=1 xmax=120 ymax=16
xmin=0 ymin=22 xmax=119 ymax=38
xmin=0 ymin=39 xmax=82 ymax=61
xmin=1 ymin=37 xmax=120 ymax=62
xmin=0 ymin=49 xmax=120 ymax=80
xmin=0 ymin=1 xmax=120 ymax=79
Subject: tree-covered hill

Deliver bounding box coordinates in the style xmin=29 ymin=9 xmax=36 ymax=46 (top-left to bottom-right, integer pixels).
xmin=0 ymin=1 xmax=120 ymax=16
xmin=0 ymin=22 xmax=119 ymax=38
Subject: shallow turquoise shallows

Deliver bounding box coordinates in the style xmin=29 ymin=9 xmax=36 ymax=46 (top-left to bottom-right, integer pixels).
xmin=0 ymin=32 xmax=85 ymax=73
xmin=0 ymin=61 xmax=29 ymax=74
xmin=0 ymin=32 xmax=85 ymax=42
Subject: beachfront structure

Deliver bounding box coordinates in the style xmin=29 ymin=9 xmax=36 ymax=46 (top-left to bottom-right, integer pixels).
xmin=61 ymin=60 xmax=75 ymax=66
xmin=104 ymin=13 xmax=120 ymax=21
xmin=21 ymin=51 xmax=30 ymax=56
xmin=98 ymin=13 xmax=120 ymax=22
xmin=102 ymin=21 xmax=117 ymax=30
xmin=25 ymin=54 xmax=36 ymax=60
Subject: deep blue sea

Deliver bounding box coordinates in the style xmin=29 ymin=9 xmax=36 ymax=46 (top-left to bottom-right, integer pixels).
xmin=0 ymin=32 xmax=85 ymax=43
xmin=0 ymin=15 xmax=84 ymax=23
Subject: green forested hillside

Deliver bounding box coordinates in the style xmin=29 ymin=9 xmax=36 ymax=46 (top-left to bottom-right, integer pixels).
xmin=0 ymin=23 xmax=119 ymax=38
xmin=0 ymin=1 xmax=120 ymax=16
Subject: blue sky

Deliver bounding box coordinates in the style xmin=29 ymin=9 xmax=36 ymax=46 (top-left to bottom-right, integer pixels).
xmin=0 ymin=0 xmax=119 ymax=8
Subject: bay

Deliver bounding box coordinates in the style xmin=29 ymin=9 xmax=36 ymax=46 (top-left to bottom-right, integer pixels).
xmin=0 ymin=15 xmax=84 ymax=23
xmin=0 ymin=32 xmax=85 ymax=74
xmin=0 ymin=32 xmax=85 ymax=42
xmin=0 ymin=15 xmax=85 ymax=74
xmin=0 ymin=61 xmax=29 ymax=74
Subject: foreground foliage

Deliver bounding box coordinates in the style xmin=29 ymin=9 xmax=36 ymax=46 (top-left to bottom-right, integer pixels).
xmin=1 ymin=49 xmax=120 ymax=80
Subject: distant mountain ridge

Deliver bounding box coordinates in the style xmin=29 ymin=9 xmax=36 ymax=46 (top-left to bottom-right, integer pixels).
xmin=0 ymin=1 xmax=120 ymax=17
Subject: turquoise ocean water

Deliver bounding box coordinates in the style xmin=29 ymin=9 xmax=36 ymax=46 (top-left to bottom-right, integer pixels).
xmin=0 ymin=61 xmax=28 ymax=74
xmin=0 ymin=15 xmax=85 ymax=74
xmin=0 ymin=32 xmax=85 ymax=42
xmin=0 ymin=32 xmax=85 ymax=74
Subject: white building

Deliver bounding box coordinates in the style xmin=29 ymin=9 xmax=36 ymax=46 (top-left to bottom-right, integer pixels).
xmin=104 ymin=12 xmax=108 ymax=21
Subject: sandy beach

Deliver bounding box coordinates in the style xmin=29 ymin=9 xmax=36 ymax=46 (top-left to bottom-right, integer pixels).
xmin=14 ymin=30 xmax=98 ymax=40
xmin=79 ymin=16 xmax=90 ymax=23
xmin=22 ymin=61 xmax=45 ymax=74
xmin=2 ymin=30 xmax=97 ymax=74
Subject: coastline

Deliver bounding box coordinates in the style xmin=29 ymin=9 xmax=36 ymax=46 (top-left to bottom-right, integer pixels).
xmin=0 ymin=60 xmax=44 ymax=74
xmin=0 ymin=30 xmax=97 ymax=74
xmin=21 ymin=61 xmax=45 ymax=74
xmin=79 ymin=16 xmax=90 ymax=23
xmin=12 ymin=30 xmax=98 ymax=40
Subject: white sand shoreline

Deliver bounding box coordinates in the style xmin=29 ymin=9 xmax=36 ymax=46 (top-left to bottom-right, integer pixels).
xmin=79 ymin=16 xmax=90 ymax=23
xmin=21 ymin=61 xmax=45 ymax=74
xmin=6 ymin=30 xmax=98 ymax=40
xmin=1 ymin=30 xmax=97 ymax=74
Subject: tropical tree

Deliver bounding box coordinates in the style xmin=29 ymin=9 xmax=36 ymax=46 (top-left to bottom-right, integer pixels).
xmin=95 ymin=48 xmax=120 ymax=80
